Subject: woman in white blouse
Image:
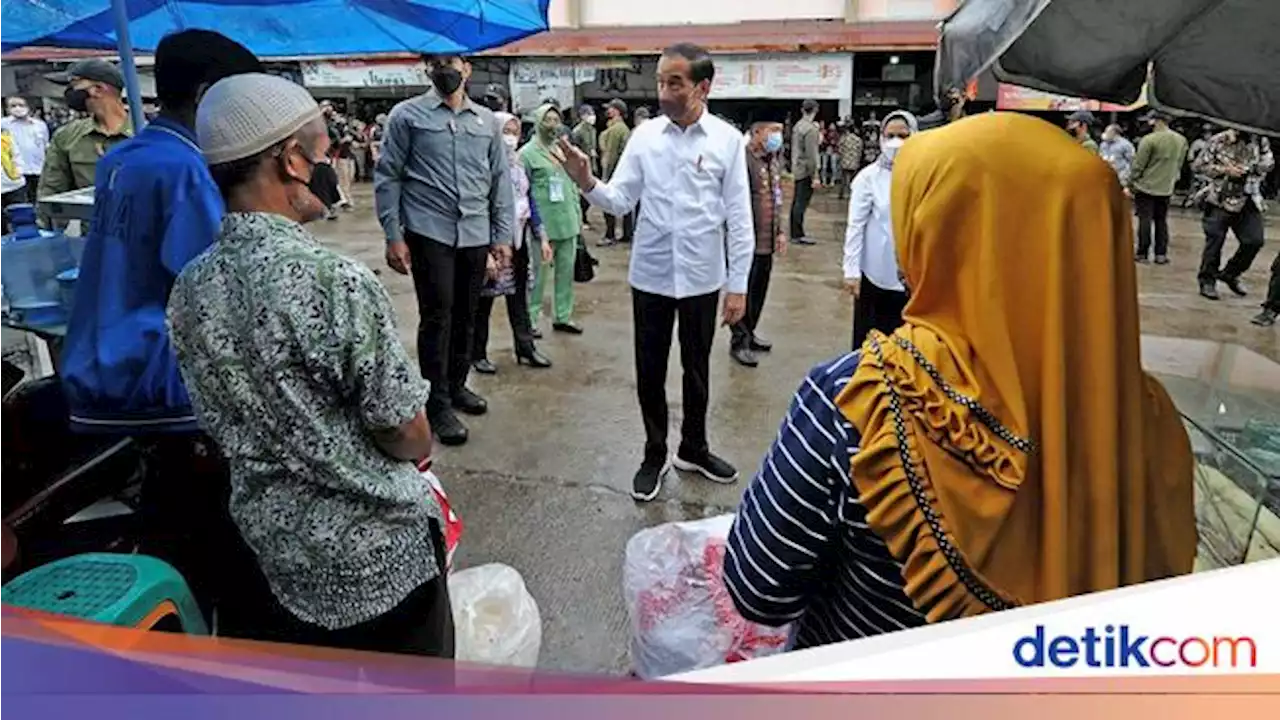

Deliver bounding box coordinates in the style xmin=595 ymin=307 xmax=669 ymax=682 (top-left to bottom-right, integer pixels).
xmin=843 ymin=110 xmax=917 ymax=350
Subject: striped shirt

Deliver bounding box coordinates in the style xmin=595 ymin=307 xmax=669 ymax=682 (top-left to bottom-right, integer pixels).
xmin=724 ymin=352 xmax=926 ymax=649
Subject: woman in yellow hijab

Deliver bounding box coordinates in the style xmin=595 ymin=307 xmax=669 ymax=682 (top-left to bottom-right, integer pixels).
xmin=724 ymin=113 xmax=1196 ymax=648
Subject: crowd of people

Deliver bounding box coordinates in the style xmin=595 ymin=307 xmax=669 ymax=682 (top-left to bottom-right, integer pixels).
xmin=0 ymin=31 xmax=1271 ymax=667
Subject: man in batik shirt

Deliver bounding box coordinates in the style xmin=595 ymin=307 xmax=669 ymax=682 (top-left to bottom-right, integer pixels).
xmin=1192 ymin=128 xmax=1275 ymax=300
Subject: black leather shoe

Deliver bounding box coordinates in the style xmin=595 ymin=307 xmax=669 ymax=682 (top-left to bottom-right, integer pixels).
xmin=472 ymin=358 xmax=497 ymax=375
xmin=1221 ymin=275 xmax=1249 ymax=297
xmin=749 ymin=335 xmax=772 ymax=352
xmin=430 ymin=409 xmax=468 ymax=446
xmin=452 ymin=387 xmax=488 ymax=416
xmin=516 ymin=345 xmax=553 ymax=368
xmin=1199 ymin=281 xmax=1220 ymax=300
xmin=553 ymin=321 xmax=584 ymax=335
xmin=730 ymin=345 xmax=759 ymax=367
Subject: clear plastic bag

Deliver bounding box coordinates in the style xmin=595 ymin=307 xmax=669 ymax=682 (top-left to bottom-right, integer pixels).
xmin=623 ymin=515 xmax=791 ymax=678
xmin=448 ymin=563 xmax=541 ymax=667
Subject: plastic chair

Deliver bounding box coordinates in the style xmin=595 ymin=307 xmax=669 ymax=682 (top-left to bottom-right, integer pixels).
xmin=1 ymin=552 xmax=208 ymax=634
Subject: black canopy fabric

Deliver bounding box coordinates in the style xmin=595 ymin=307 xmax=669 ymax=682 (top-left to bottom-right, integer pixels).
xmin=936 ymin=0 xmax=1280 ymax=134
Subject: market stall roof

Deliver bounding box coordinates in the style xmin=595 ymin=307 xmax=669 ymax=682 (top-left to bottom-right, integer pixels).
xmin=486 ymin=19 xmax=940 ymax=56
xmin=0 ymin=0 xmax=550 ymax=56
xmin=936 ymin=0 xmax=1280 ymax=133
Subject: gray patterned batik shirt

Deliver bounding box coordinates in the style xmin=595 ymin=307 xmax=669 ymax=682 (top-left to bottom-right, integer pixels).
xmin=167 ymin=212 xmax=439 ymax=630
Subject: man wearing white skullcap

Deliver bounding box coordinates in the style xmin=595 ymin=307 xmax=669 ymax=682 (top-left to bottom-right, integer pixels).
xmin=167 ymin=73 xmax=454 ymax=657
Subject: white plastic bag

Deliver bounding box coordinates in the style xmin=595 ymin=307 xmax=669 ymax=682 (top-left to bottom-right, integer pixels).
xmin=623 ymin=515 xmax=790 ymax=678
xmin=448 ymin=563 xmax=541 ymax=667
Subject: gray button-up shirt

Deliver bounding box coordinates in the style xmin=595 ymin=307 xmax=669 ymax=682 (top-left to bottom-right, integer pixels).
xmin=374 ymin=90 xmax=514 ymax=249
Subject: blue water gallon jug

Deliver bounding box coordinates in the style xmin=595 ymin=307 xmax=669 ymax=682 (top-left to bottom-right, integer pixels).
xmin=2 ymin=204 xmax=76 ymax=326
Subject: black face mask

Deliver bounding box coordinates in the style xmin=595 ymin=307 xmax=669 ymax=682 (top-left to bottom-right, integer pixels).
xmin=65 ymin=86 xmax=90 ymax=112
xmin=431 ymin=66 xmax=463 ymax=96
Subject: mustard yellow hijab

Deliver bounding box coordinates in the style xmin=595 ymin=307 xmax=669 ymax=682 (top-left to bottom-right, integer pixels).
xmin=839 ymin=113 xmax=1196 ymax=622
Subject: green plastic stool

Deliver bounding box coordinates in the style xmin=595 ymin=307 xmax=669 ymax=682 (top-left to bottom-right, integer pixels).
xmin=1 ymin=553 xmax=208 ymax=634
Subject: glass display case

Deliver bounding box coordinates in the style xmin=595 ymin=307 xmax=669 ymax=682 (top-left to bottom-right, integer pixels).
xmin=1142 ymin=337 xmax=1279 ymax=569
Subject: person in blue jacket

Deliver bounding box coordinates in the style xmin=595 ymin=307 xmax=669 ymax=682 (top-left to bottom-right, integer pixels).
xmin=59 ymin=29 xmax=262 ymax=625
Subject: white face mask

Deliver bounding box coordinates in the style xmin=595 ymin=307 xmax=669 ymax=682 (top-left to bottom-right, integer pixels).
xmin=582 ymin=115 xmax=596 ymax=125
xmin=503 ymin=134 xmax=519 ymax=150
xmin=880 ymin=136 xmax=906 ymax=164
xmin=8 ymin=105 xmax=28 ymax=119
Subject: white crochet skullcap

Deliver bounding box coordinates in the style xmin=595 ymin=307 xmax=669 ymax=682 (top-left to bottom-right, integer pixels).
xmin=197 ymin=73 xmax=323 ymax=165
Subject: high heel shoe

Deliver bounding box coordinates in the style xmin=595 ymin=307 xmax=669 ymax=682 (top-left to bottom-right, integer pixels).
xmin=516 ymin=346 xmax=552 ymax=368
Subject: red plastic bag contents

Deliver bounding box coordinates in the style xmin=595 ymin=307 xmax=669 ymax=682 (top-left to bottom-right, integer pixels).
xmin=623 ymin=515 xmax=790 ymax=678
xmin=418 ymin=459 xmax=462 ymax=572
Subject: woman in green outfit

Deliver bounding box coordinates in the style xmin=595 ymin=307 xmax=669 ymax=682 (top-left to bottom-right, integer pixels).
xmin=521 ymin=104 xmax=584 ymax=334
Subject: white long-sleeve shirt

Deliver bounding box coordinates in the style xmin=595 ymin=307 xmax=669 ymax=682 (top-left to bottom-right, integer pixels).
xmin=842 ymin=163 xmax=905 ymax=292
xmin=1 ymin=116 xmax=48 ymax=176
xmin=584 ymin=110 xmax=754 ymax=298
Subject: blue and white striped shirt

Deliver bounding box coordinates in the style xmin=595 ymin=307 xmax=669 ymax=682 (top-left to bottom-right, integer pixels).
xmin=724 ymin=352 xmax=927 ymax=649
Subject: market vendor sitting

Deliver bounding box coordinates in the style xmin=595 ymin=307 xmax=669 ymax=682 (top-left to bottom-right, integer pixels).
xmin=58 ymin=30 xmax=263 ymax=625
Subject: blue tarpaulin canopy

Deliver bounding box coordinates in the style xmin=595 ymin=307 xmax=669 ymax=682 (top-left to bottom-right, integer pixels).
xmin=2 ymin=0 xmax=549 ymax=129
xmin=1 ymin=0 xmax=550 ymax=56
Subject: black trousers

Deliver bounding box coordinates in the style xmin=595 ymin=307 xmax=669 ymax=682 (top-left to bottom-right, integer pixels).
xmin=1 ymin=188 xmax=24 ymax=234
xmin=789 ymin=178 xmax=814 ymax=240
xmin=249 ymin=520 xmax=454 ymax=659
xmin=852 ymin=275 xmax=909 ymax=351
xmin=731 ymin=253 xmax=773 ymax=348
xmin=1198 ymin=203 xmax=1265 ymax=283
xmin=1264 ymin=251 xmax=1280 ymax=313
xmin=606 ymin=209 xmax=634 ymax=241
xmin=136 ymin=433 xmax=265 ymax=631
xmin=405 ymin=232 xmax=488 ymax=409
xmin=633 ymin=288 xmax=718 ymax=462
xmin=473 ymin=238 xmax=535 ymax=360
xmin=1134 ymin=191 xmax=1171 ymax=259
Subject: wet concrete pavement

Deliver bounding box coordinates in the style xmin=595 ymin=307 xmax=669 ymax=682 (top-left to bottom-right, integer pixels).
xmin=315 ymin=184 xmax=1277 ymax=674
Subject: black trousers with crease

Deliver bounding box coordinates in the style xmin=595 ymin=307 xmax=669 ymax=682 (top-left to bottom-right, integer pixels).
xmin=1198 ymin=203 xmax=1265 ymax=284
xmin=405 ymin=232 xmax=488 ymax=409
xmin=731 ymin=253 xmax=773 ymax=348
xmin=851 ymin=275 xmax=909 ymax=351
xmin=1134 ymin=191 xmax=1171 ymax=259
xmin=632 ymin=288 xmax=718 ymax=462
xmin=789 ymin=179 xmax=814 ymax=240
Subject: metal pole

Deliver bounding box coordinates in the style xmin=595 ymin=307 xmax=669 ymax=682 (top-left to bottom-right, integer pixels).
xmin=110 ymin=0 xmax=146 ymax=130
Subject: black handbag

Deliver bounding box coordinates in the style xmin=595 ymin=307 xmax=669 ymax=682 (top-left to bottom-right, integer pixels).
xmin=574 ymin=242 xmax=596 ymax=283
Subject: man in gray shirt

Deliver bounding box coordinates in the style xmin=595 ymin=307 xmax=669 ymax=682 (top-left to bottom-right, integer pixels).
xmin=375 ymin=54 xmax=514 ymax=446
xmin=789 ymin=99 xmax=821 ymax=245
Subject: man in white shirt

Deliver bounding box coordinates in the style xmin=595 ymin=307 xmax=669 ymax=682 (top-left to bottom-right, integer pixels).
xmin=559 ymin=43 xmax=754 ymax=502
xmin=2 ymin=97 xmax=49 ymax=196
xmin=843 ymin=110 xmax=916 ymax=350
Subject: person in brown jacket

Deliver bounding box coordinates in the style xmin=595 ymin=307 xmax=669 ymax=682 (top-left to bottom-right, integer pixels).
xmin=731 ymin=121 xmax=788 ymax=367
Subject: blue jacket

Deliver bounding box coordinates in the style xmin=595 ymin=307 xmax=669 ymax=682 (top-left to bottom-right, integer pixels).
xmin=61 ymin=117 xmax=222 ymax=433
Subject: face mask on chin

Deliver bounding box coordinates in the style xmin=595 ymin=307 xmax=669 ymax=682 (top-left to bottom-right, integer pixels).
xmin=431 ymin=66 xmax=464 ymax=96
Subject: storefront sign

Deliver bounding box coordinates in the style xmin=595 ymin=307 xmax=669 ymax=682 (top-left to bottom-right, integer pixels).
xmin=712 ymin=54 xmax=852 ymax=101
xmin=996 ymin=83 xmax=1140 ymax=112
xmin=302 ymin=59 xmax=429 ymax=88
xmin=509 ymin=60 xmax=582 ymax=116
